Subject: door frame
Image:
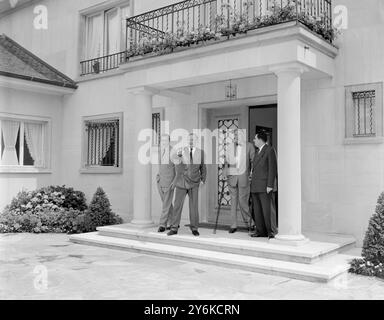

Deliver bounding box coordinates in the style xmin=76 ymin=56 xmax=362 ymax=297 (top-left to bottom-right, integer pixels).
xmin=198 ymin=95 xmax=277 ymax=225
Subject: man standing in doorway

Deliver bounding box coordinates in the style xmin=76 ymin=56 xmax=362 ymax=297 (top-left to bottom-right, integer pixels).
xmin=168 ymin=133 xmax=207 ymax=237
xmin=156 ymin=134 xmax=176 ymax=233
xmin=223 ymin=129 xmax=255 ymax=234
xmin=250 ymin=132 xmax=277 ymax=239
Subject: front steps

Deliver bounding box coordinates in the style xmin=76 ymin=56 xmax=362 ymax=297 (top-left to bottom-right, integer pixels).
xmin=70 ymin=225 xmax=358 ymax=283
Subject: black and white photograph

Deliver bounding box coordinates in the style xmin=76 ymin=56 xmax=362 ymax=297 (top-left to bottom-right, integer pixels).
xmin=1 ymin=0 xmax=384 ymax=307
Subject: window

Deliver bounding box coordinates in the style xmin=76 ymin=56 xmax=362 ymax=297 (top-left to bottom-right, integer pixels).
xmin=353 ymin=90 xmax=376 ymax=137
xmin=152 ymin=112 xmax=161 ymax=147
xmin=345 ymin=83 xmax=383 ymax=144
xmin=0 ymin=117 xmax=49 ymax=169
xmin=84 ymin=1 xmax=131 ymax=60
xmin=152 ymin=108 xmax=164 ymax=147
xmin=82 ymin=113 xmax=123 ymax=173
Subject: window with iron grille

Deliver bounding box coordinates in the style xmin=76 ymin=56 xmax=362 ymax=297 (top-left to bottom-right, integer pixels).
xmin=353 ymin=90 xmax=376 ymax=137
xmin=84 ymin=118 xmax=120 ymax=168
xmin=345 ymin=83 xmax=383 ymax=143
xmin=152 ymin=112 xmax=161 ymax=147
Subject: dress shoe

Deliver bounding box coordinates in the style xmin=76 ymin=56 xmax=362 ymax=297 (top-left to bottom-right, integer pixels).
xmin=167 ymin=230 xmax=178 ymax=236
xmin=250 ymin=233 xmax=265 ymax=238
xmin=192 ymin=230 xmax=200 ymax=236
xmin=158 ymin=226 xmax=166 ymax=233
xmin=268 ymin=235 xmax=275 ymax=240
xmin=229 ymin=228 xmax=237 ymax=234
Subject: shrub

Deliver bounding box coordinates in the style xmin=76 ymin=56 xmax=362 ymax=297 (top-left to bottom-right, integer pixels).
xmin=349 ymin=192 xmax=384 ymax=279
xmin=0 ymin=208 xmax=89 ymax=234
xmin=0 ymin=186 xmax=123 ymax=235
xmin=5 ymin=185 xmax=87 ymax=215
xmin=86 ymin=187 xmax=123 ymax=229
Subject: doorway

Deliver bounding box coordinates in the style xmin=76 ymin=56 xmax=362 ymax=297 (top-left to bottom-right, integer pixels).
xmin=249 ymin=104 xmax=278 ymax=150
xmin=204 ymin=103 xmax=277 ymax=228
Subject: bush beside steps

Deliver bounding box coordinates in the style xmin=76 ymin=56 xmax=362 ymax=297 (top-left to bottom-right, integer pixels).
xmin=349 ymin=192 xmax=384 ymax=279
xmin=0 ymin=186 xmax=123 ymax=234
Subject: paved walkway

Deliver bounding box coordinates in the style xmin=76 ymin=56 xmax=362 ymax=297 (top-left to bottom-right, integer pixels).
xmin=0 ymin=234 xmax=383 ymax=300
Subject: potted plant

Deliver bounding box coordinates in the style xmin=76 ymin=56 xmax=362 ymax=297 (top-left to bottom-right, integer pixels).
xmin=92 ymin=61 xmax=100 ymax=74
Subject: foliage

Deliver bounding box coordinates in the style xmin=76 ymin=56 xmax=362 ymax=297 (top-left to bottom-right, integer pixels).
xmin=349 ymin=192 xmax=384 ymax=279
xmin=126 ymin=1 xmax=337 ymax=60
xmin=0 ymin=186 xmax=122 ymax=234
xmin=6 ymin=185 xmax=87 ymax=215
xmin=0 ymin=208 xmax=92 ymax=234
xmin=86 ymin=187 xmax=123 ymax=228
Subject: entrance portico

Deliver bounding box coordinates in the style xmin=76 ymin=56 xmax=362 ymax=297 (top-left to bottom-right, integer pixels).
xmin=122 ymin=22 xmax=338 ymax=245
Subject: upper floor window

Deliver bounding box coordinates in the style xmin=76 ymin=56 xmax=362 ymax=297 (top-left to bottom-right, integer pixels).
xmin=0 ymin=116 xmax=50 ymax=170
xmin=82 ymin=113 xmax=123 ymax=173
xmin=345 ymin=83 xmax=383 ymax=144
xmin=84 ymin=1 xmax=131 ymax=60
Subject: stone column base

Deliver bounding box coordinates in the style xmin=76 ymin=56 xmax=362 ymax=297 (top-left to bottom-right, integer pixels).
xmin=270 ymin=234 xmax=310 ymax=247
xmin=126 ymin=220 xmax=156 ymax=229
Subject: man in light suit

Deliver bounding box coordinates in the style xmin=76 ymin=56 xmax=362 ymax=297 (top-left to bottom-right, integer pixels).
xmin=168 ymin=133 xmax=207 ymax=237
xmin=223 ymin=129 xmax=255 ymax=233
xmin=156 ymin=134 xmax=176 ymax=233
xmin=250 ymin=132 xmax=278 ymax=239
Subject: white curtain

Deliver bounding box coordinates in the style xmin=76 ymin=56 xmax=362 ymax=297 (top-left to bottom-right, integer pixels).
xmin=121 ymin=5 xmax=130 ymax=49
xmin=1 ymin=120 xmax=20 ymax=166
xmin=105 ymin=8 xmax=120 ymax=55
xmin=86 ymin=13 xmax=103 ymax=59
xmin=24 ymin=123 xmax=44 ymax=167
xmin=90 ymin=125 xmax=113 ymax=165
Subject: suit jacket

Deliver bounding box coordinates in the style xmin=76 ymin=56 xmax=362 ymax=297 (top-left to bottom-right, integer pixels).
xmin=174 ymin=147 xmax=207 ymax=189
xmin=250 ymin=144 xmax=277 ymax=193
xmin=157 ymin=146 xmax=176 ymax=188
xmin=224 ymin=142 xmax=255 ymax=188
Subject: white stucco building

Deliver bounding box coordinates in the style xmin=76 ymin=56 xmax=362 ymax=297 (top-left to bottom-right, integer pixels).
xmin=1 ymin=0 xmax=383 ymax=250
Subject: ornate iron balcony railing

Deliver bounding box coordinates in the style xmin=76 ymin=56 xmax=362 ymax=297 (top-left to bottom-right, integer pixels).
xmin=80 ymin=0 xmax=333 ymax=76
xmin=125 ymin=0 xmax=333 ymax=52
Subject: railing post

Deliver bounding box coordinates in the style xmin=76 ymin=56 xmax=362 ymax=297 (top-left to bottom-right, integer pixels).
xmin=329 ymin=0 xmax=332 ymax=33
xmin=295 ymin=0 xmax=299 ymax=24
xmin=125 ymin=19 xmax=128 ymax=61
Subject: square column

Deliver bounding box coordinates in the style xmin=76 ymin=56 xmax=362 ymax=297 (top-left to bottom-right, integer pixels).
xmin=127 ymin=87 xmax=157 ymax=227
xmin=270 ymin=63 xmax=309 ymax=246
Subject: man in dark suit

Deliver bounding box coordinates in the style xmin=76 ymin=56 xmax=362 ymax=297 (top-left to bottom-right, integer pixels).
xmin=250 ymin=132 xmax=277 ymax=239
xmin=168 ymin=133 xmax=207 ymax=236
xmin=156 ymin=134 xmax=176 ymax=233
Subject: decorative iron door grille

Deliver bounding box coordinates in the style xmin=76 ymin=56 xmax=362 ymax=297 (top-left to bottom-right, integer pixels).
xmin=217 ymin=118 xmax=239 ymax=207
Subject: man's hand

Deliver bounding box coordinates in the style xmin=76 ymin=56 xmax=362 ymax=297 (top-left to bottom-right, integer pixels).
xmin=267 ymin=187 xmax=273 ymax=194
xmin=170 ymin=181 xmax=176 ymax=190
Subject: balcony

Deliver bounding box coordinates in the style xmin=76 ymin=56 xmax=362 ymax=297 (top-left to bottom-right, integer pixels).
xmin=80 ymin=0 xmax=333 ymax=77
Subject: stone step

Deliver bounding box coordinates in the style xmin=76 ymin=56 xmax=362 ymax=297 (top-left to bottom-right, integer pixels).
xmin=69 ymin=232 xmax=355 ymax=283
xmin=96 ymin=225 xmax=356 ymax=264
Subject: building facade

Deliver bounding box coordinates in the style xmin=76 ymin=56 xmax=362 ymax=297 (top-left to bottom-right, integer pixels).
xmin=1 ymin=0 xmax=384 ymax=246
